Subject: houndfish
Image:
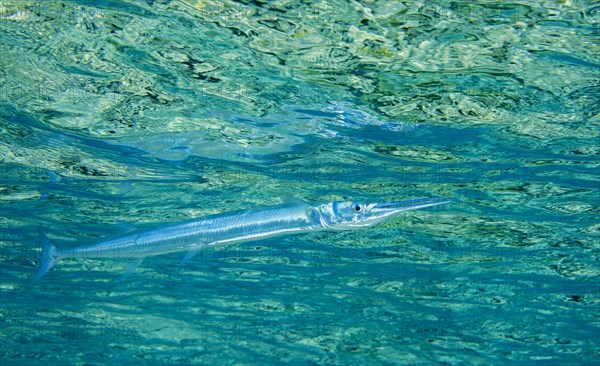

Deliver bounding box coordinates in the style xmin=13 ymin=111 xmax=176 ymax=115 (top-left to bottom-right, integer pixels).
xmin=30 ymin=197 xmax=450 ymax=283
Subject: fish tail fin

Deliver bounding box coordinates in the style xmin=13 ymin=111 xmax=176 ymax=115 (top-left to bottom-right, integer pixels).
xmin=29 ymin=233 xmax=61 ymax=284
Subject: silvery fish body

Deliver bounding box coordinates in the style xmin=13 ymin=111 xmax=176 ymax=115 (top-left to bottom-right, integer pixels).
xmin=64 ymin=201 xmax=319 ymax=259
xmin=30 ymin=197 xmax=450 ymax=283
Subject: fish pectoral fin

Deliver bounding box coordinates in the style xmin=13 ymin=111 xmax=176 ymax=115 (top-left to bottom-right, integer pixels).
xmin=180 ymin=243 xmax=207 ymax=265
xmin=280 ymin=196 xmax=309 ymax=206
xmin=122 ymin=257 xmax=145 ymax=280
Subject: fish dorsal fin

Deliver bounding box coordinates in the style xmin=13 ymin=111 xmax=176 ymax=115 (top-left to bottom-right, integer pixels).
xmin=280 ymin=196 xmax=309 ymax=206
xmin=117 ymin=221 xmax=138 ymax=233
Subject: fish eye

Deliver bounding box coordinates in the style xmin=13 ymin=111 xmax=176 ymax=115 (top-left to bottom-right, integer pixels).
xmin=354 ymin=204 xmax=362 ymax=212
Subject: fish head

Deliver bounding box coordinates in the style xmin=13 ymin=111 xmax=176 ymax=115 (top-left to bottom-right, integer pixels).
xmin=316 ymin=197 xmax=451 ymax=230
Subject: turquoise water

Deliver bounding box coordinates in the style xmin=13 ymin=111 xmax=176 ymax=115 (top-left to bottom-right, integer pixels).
xmin=1 ymin=0 xmax=599 ymax=364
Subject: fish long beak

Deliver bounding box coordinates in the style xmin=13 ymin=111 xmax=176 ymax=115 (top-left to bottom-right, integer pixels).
xmin=373 ymin=197 xmax=451 ymax=212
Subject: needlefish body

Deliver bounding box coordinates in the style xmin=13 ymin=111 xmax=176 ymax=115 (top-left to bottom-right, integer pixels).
xmin=30 ymin=197 xmax=450 ymax=283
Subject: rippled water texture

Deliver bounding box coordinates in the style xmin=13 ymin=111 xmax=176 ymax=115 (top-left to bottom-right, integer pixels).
xmin=1 ymin=0 xmax=599 ymax=364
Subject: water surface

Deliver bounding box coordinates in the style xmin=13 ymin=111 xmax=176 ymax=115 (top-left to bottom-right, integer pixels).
xmin=1 ymin=1 xmax=599 ymax=364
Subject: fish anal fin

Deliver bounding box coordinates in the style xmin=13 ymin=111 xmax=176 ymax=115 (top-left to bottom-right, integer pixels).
xmin=180 ymin=243 xmax=208 ymax=265
xmin=122 ymin=257 xmax=145 ymax=280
